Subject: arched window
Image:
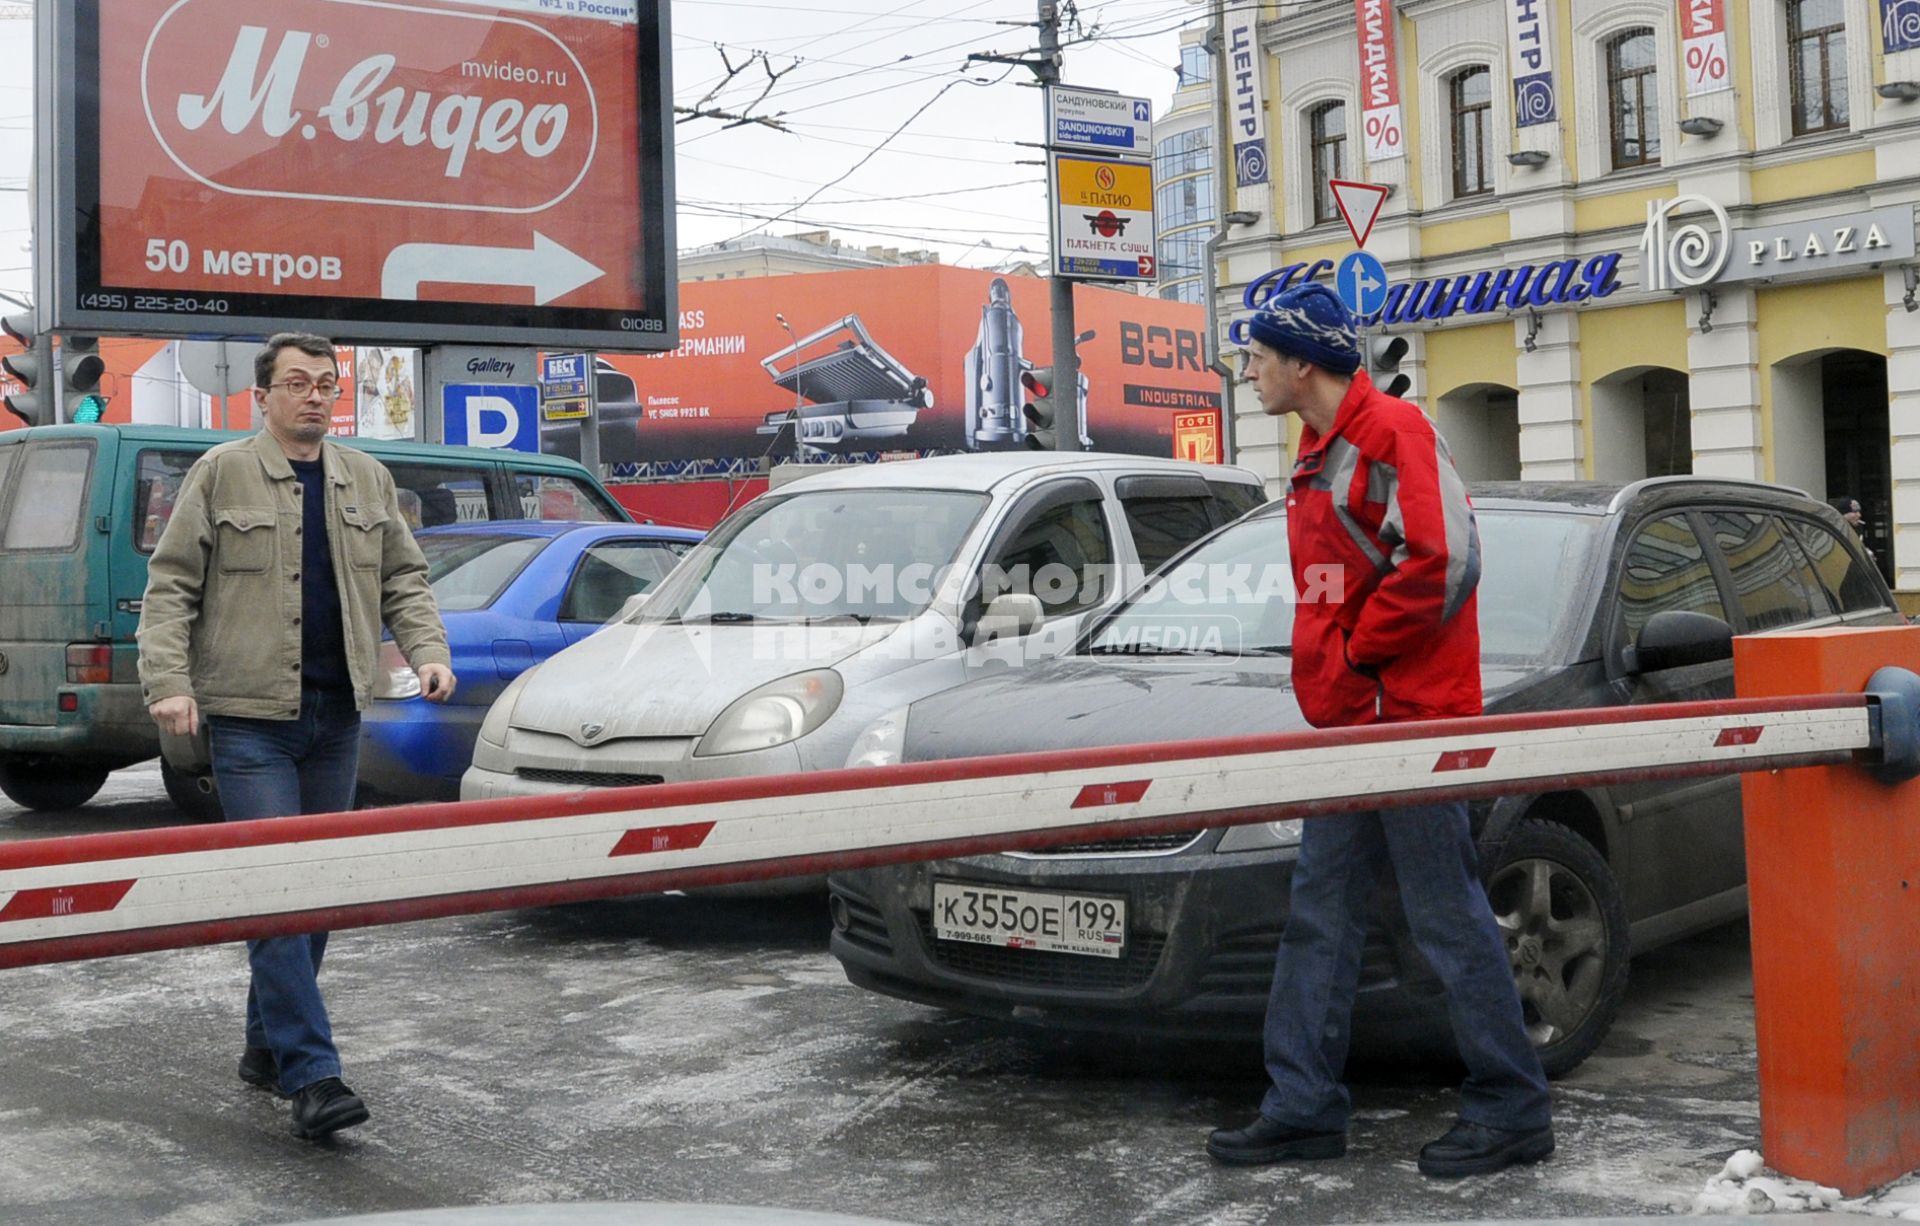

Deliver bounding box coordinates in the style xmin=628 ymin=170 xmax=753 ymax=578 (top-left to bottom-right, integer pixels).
xmin=1309 ymin=102 xmax=1346 ymax=224
xmin=1449 ymin=66 xmax=1492 ymax=198
xmin=1788 ymin=0 xmax=1849 ymax=135
xmin=1606 ymin=28 xmax=1660 ymax=169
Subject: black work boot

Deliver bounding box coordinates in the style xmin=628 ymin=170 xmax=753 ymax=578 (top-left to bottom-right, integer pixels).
xmin=1206 ymin=1115 xmax=1347 ymax=1165
xmin=1417 ymin=1119 xmax=1555 ymax=1177
xmin=237 ymin=1046 xmax=279 ymax=1092
xmin=289 ymin=1077 xmax=370 ymax=1140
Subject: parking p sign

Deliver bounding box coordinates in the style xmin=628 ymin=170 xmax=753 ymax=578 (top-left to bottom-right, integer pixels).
xmin=444 ymin=384 xmax=539 ymax=453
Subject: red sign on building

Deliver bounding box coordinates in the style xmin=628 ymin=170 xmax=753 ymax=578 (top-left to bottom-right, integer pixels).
xmin=47 ymin=0 xmax=676 ymax=349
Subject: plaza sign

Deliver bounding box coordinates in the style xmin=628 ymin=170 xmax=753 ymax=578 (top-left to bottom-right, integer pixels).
xmin=39 ymin=0 xmax=677 ymax=350
xmin=1641 ymin=197 xmax=1917 ymax=289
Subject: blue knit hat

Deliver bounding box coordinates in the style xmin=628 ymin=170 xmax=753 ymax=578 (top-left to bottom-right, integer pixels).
xmin=1247 ymin=282 xmax=1361 ymax=375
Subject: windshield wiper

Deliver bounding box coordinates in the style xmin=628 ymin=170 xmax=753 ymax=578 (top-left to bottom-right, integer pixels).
xmin=680 ymin=611 xmax=761 ymax=624
xmin=1087 ymin=644 xmax=1239 ymax=657
xmin=800 ymin=613 xmax=877 ymax=625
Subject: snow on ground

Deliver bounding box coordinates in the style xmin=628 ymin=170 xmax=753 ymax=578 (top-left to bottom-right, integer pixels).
xmin=1691 ymin=1149 xmax=1920 ymax=1217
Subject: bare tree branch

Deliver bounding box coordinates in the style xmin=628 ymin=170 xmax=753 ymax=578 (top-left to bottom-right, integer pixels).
xmin=676 ymin=45 xmax=800 ymax=131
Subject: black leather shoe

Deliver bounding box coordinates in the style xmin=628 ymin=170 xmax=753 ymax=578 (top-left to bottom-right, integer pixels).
xmin=237 ymin=1046 xmax=278 ymax=1092
xmin=239 ymin=1043 xmax=280 ymax=1089
xmin=1417 ymin=1119 xmax=1554 ymax=1178
xmin=289 ymin=1077 xmax=370 ymax=1140
xmin=1206 ymin=1115 xmax=1346 ymax=1165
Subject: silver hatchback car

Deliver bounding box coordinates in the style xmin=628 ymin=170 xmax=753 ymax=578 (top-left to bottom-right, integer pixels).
xmin=460 ymin=453 xmax=1264 ymax=887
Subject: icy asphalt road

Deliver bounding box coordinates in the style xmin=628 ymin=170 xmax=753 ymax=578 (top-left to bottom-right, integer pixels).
xmin=1 ymin=766 xmax=1767 ymax=1226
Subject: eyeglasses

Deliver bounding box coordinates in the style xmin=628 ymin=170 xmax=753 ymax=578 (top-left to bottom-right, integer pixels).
xmin=265 ymin=378 xmax=345 ymax=401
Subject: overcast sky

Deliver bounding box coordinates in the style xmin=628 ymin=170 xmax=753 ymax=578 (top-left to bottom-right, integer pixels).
xmin=0 ymin=1 xmax=1195 ymax=305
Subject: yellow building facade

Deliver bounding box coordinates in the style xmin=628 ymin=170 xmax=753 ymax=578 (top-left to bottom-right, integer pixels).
xmin=1216 ymin=0 xmax=1920 ymax=598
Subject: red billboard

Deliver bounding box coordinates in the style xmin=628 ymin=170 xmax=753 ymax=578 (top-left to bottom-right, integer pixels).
xmin=50 ymin=0 xmax=675 ymax=349
xmin=589 ymin=265 xmax=1224 ymax=470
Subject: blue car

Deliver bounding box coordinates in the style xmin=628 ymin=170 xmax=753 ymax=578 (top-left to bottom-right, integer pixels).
xmin=358 ymin=520 xmax=703 ymax=803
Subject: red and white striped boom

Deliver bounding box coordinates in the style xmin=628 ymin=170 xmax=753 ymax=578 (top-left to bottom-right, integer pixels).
xmin=0 ymin=694 xmax=1889 ymax=969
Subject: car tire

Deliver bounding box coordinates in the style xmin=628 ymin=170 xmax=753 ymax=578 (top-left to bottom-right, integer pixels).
xmin=1483 ymin=818 xmax=1631 ymax=1078
xmin=160 ymin=758 xmax=225 ymax=822
xmin=0 ymin=761 xmax=109 ymax=811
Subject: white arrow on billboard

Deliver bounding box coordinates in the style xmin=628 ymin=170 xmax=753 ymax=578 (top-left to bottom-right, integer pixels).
xmin=381 ymin=232 xmax=605 ymax=305
xmin=1329 ymin=179 xmax=1391 ymax=249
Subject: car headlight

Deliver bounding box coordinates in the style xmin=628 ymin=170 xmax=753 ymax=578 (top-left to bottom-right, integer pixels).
xmin=477 ymin=668 xmax=538 ymax=749
xmin=844 ymin=706 xmax=909 ymax=769
xmin=696 ymin=669 xmax=844 ymax=757
xmin=1216 ymin=818 xmax=1305 ymax=852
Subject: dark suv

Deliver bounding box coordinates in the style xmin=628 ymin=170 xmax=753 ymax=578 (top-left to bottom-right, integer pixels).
xmin=826 ymin=478 xmax=1904 ymax=1076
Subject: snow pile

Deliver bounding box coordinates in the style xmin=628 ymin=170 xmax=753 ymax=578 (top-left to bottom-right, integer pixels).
xmin=1690 ymin=1149 xmax=1920 ymax=1218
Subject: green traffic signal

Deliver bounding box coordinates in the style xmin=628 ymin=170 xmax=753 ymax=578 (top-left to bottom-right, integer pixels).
xmin=72 ymin=393 xmax=108 ymax=424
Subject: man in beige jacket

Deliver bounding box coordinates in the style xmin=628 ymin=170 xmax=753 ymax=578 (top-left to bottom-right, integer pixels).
xmin=138 ymin=332 xmax=455 ymax=1140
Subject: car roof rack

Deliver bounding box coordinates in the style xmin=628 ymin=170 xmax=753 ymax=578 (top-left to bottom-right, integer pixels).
xmin=1606 ymin=474 xmax=1810 ymax=515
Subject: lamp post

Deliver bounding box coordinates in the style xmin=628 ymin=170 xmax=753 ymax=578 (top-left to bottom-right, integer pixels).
xmin=774 ymin=312 xmax=803 ymax=466
xmin=1206 ymin=209 xmax=1262 ymax=462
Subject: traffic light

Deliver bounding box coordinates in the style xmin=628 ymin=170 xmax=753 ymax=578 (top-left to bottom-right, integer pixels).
xmin=60 ymin=335 xmax=105 ymax=423
xmin=1 ymin=312 xmax=55 ymax=426
xmin=1020 ymin=366 xmax=1056 ymax=451
xmin=1369 ymin=334 xmax=1411 ymax=399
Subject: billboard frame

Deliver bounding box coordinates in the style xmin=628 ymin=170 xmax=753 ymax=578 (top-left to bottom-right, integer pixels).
xmin=38 ymin=0 xmax=679 ymax=352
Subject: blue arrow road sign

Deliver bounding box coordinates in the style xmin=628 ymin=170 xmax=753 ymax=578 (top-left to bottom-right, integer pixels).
xmin=1336 ymin=251 xmax=1389 ymax=318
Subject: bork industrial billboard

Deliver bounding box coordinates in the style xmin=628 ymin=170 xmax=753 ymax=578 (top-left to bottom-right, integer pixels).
xmin=595 ymin=265 xmax=1222 ymax=466
xmin=43 ymin=0 xmax=675 ymax=349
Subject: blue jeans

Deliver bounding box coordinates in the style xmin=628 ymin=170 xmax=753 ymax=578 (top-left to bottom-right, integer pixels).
xmin=209 ymin=688 xmax=361 ymax=1095
xmin=1260 ymin=801 xmax=1551 ymax=1134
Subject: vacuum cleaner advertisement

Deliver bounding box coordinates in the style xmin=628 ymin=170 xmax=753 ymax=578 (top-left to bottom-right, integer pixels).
xmin=591 ymin=264 xmax=1222 ymax=469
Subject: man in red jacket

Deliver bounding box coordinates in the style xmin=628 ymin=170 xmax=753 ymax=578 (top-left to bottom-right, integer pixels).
xmin=1205 ymin=282 xmax=1553 ymax=1177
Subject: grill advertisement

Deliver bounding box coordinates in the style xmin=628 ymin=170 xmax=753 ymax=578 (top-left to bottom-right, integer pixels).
xmin=42 ymin=0 xmax=676 ymax=349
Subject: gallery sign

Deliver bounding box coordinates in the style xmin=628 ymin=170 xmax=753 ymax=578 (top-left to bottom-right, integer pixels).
xmin=40 ymin=0 xmax=677 ymax=350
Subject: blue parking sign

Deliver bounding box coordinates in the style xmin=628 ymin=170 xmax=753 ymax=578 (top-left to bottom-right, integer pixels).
xmin=444 ymin=384 xmax=539 ymax=453
xmin=1336 ymin=251 xmax=1389 ymax=318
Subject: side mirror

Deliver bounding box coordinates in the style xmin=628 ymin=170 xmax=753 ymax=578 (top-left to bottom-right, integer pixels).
xmin=973 ymin=593 xmax=1045 ymax=643
xmin=1627 ymin=609 xmax=1735 ymax=673
xmin=617 ymin=592 xmax=650 ymax=621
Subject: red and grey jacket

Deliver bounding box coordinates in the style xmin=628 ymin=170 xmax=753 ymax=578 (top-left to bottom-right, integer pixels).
xmin=1286 ymin=371 xmax=1482 ymax=729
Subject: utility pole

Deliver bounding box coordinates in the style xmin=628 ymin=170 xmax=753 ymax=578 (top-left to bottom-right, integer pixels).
xmin=969 ymin=1 xmax=1084 ymax=451
xmin=1035 ymin=1 xmax=1082 ymax=451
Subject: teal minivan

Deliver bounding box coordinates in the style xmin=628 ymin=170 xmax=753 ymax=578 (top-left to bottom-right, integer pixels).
xmin=0 ymin=424 xmax=629 ymax=819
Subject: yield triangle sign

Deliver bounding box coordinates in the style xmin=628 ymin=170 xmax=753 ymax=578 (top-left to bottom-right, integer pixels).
xmin=1329 ymin=179 xmax=1390 ymax=249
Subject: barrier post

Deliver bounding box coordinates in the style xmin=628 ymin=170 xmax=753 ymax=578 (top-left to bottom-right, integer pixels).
xmin=1735 ymin=625 xmax=1920 ymax=1196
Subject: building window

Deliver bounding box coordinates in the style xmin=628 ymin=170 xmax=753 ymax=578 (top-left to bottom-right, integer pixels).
xmin=1155 ymin=128 xmax=1210 ymax=179
xmin=1309 ymin=102 xmax=1346 ymax=224
xmin=1789 ymin=0 xmax=1848 ymax=135
xmin=1178 ymin=43 xmax=1212 ymax=87
xmin=1157 ymin=176 xmax=1215 ymax=230
xmin=1449 ymin=66 xmax=1492 ymax=198
xmin=1606 ymin=28 xmax=1661 ymax=170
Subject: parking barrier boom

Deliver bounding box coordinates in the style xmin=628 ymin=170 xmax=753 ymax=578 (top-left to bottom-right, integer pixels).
xmin=0 ymin=687 xmax=1906 ymax=972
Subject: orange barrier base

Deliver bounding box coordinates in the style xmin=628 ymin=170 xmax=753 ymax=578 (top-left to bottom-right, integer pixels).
xmin=1736 ymin=627 xmax=1920 ymax=1196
